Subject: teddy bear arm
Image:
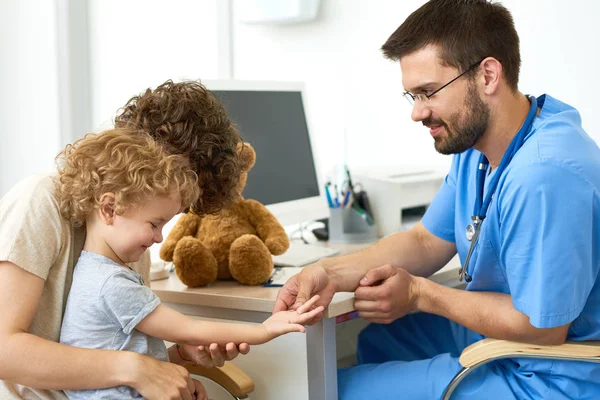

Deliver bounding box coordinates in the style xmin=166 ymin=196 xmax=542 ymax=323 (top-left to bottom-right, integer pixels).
xmin=243 ymin=200 xmax=289 ymax=255
xmin=159 ymin=212 xmax=202 ymax=261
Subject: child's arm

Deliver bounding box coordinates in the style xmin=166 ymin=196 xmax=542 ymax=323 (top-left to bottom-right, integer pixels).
xmin=136 ymin=296 xmax=324 ymax=346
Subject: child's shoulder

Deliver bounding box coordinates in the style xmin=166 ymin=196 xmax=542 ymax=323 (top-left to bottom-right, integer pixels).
xmin=74 ymin=251 xmax=145 ymax=292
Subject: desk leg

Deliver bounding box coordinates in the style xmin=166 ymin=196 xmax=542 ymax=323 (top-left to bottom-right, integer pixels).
xmin=306 ymin=318 xmax=337 ymax=400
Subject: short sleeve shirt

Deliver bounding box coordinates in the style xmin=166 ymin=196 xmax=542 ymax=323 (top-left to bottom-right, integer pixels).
xmin=60 ymin=251 xmax=167 ymax=399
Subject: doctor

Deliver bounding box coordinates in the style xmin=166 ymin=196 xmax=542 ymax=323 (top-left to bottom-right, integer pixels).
xmin=274 ymin=0 xmax=600 ymax=398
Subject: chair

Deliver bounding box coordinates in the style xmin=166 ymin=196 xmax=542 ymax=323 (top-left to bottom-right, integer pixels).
xmin=186 ymin=361 xmax=255 ymax=399
xmin=442 ymin=338 xmax=600 ymax=399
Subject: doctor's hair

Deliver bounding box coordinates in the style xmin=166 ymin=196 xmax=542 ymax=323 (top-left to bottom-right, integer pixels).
xmin=381 ymin=0 xmax=521 ymax=91
xmin=55 ymin=129 xmax=200 ymax=227
xmin=114 ymin=79 xmax=243 ymax=215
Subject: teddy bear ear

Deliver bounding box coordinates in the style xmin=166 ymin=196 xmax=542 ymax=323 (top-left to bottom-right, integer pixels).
xmin=237 ymin=142 xmax=256 ymax=171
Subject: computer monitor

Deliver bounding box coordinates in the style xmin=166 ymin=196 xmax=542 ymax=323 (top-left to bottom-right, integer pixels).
xmin=203 ymin=80 xmax=328 ymax=226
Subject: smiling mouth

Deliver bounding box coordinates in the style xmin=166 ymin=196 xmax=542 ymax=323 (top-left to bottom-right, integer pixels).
xmin=428 ymin=125 xmax=445 ymax=137
xmin=423 ymin=117 xmax=446 ymax=130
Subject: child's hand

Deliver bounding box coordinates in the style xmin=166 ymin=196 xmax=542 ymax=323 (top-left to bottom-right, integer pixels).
xmin=262 ymin=295 xmax=325 ymax=339
xmin=177 ymin=342 xmax=250 ymax=367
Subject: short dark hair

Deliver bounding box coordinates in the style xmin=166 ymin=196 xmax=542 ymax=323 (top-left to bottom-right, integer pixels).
xmin=115 ymin=80 xmax=243 ymax=214
xmin=381 ymin=0 xmax=521 ymax=90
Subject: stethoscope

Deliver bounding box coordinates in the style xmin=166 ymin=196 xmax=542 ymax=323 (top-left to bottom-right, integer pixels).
xmin=459 ymin=95 xmax=538 ymax=282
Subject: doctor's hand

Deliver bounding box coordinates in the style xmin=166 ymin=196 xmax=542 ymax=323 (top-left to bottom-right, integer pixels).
xmin=354 ymin=264 xmax=420 ymax=324
xmin=178 ymin=342 xmax=250 ymax=368
xmin=273 ymin=263 xmax=337 ymax=324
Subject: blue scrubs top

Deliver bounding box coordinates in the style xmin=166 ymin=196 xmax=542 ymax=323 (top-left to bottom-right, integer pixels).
xmin=422 ymin=94 xmax=600 ymax=393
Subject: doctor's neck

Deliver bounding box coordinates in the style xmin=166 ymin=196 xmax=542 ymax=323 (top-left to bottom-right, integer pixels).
xmin=473 ymin=91 xmax=532 ymax=170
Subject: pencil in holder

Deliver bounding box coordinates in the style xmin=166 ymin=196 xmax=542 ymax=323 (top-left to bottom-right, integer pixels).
xmin=328 ymin=206 xmax=378 ymax=244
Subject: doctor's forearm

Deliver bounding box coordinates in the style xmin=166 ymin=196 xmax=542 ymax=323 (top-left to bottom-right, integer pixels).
xmin=323 ymin=231 xmax=418 ymax=292
xmin=415 ymin=278 xmax=569 ymax=345
xmin=326 ymin=227 xmax=452 ymax=292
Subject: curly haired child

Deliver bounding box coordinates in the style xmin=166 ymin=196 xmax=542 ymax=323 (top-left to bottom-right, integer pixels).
xmin=56 ymin=129 xmax=323 ymax=400
xmin=0 ymin=80 xmax=249 ymax=400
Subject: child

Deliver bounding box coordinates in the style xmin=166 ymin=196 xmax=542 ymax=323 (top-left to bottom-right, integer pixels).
xmin=57 ymin=129 xmax=323 ymax=399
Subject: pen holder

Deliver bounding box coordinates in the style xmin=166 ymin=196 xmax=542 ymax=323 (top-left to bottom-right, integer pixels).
xmin=328 ymin=207 xmax=378 ymax=244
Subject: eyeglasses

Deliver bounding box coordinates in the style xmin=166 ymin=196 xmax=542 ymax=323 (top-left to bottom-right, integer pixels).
xmin=403 ymin=58 xmax=485 ymax=106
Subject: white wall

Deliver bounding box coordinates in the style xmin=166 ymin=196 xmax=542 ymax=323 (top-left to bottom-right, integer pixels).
xmin=88 ymin=0 xmax=220 ymax=130
xmin=0 ymin=0 xmax=61 ymax=196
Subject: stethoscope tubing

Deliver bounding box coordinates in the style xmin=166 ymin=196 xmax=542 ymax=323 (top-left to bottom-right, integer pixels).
xmin=458 ymin=95 xmax=539 ymax=283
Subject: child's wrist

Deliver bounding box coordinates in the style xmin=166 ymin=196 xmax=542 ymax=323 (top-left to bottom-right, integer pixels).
xmin=259 ymin=324 xmax=273 ymax=342
xmin=169 ymin=343 xmax=191 ymax=365
xmin=176 ymin=343 xmax=192 ymax=362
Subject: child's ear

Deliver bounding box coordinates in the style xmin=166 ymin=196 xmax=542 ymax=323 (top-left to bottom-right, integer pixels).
xmin=98 ymin=193 xmax=117 ymax=225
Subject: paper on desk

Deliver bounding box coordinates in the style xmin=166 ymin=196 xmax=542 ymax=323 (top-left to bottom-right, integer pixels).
xmin=263 ymin=266 xmax=304 ymax=287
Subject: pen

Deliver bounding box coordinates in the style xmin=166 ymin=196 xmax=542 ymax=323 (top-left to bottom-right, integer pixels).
xmin=324 ymin=184 xmax=335 ymax=208
xmin=345 ymin=166 xmax=354 ymax=191
xmin=345 ymin=194 xmax=354 ymax=209
xmin=342 ymin=189 xmax=352 ymax=207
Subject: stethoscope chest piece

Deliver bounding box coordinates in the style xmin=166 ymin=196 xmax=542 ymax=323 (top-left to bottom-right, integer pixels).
xmin=466 ymin=224 xmax=476 ymax=242
xmin=465 ymin=217 xmax=482 ymax=242
xmin=460 ymin=219 xmax=481 ymax=282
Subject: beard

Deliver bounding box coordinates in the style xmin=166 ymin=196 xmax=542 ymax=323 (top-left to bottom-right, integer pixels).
xmin=426 ymin=82 xmax=490 ymax=155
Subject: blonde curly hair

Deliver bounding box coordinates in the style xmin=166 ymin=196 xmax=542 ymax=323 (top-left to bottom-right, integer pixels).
xmin=55 ymin=128 xmax=200 ymax=226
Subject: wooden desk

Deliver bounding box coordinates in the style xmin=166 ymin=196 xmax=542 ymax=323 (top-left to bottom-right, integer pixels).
xmin=151 ymin=245 xmax=461 ymax=400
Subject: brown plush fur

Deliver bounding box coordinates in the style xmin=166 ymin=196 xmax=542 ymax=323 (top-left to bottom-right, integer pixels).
xmin=159 ymin=143 xmax=289 ymax=286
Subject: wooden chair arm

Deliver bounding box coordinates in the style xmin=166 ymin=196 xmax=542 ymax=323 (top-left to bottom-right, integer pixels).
xmin=185 ymin=361 xmax=254 ymax=398
xmin=459 ymin=338 xmax=600 ymax=368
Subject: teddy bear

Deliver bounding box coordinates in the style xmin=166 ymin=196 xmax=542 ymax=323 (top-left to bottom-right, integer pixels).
xmin=159 ymin=143 xmax=290 ymax=286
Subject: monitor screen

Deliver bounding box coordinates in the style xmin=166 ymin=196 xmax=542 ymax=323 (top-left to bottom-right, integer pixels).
xmin=204 ymin=80 xmax=327 ymax=226
xmin=212 ymin=90 xmax=320 ymax=205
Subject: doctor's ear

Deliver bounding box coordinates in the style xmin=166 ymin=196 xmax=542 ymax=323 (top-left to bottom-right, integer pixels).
xmin=98 ymin=193 xmax=117 ymax=225
xmin=479 ymin=57 xmax=502 ymax=95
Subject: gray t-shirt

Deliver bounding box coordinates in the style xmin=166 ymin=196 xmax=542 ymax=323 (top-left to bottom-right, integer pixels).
xmin=60 ymin=251 xmax=167 ymax=399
